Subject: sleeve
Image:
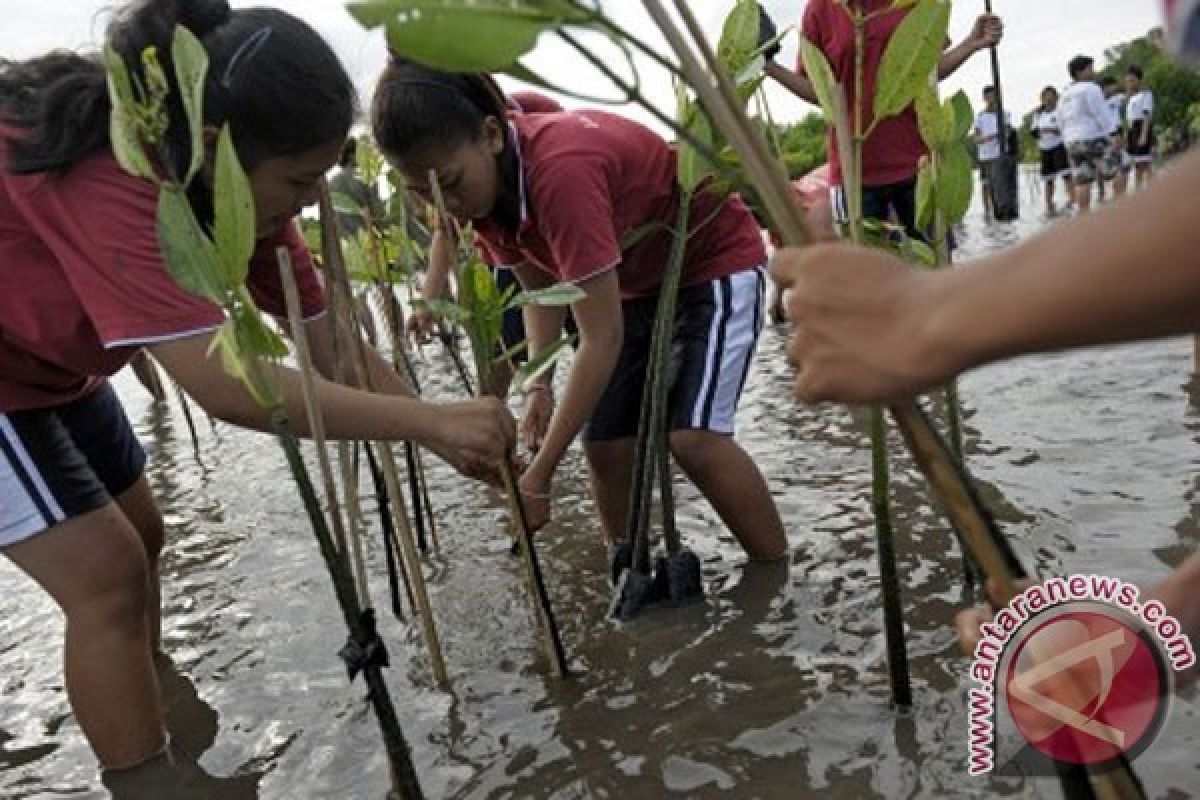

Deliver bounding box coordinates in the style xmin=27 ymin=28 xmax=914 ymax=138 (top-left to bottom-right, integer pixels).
xmin=475 ymin=232 xmax=524 ymax=269
xmin=21 ymin=151 xmax=224 ymax=348
xmin=1144 ymin=93 xmax=1155 ymax=116
xmin=245 ymin=221 xmax=327 ymax=320
xmin=526 ymin=154 xmax=621 ymax=285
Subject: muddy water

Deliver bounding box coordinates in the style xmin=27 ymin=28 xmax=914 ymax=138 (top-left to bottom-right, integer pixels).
xmin=3 ymin=182 xmax=1199 ymax=799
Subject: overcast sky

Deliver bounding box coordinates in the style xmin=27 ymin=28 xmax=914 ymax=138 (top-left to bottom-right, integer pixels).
xmin=1 ymin=1 xmax=1163 ymax=132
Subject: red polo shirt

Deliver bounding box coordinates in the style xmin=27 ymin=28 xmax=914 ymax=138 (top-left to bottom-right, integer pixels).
xmin=474 ymin=110 xmax=766 ymax=299
xmin=800 ymin=0 xmax=928 ymax=187
xmin=0 ymin=136 xmax=326 ymax=412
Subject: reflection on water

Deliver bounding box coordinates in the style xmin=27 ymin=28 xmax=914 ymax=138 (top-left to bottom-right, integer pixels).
xmin=2 ymin=180 xmax=1198 ymax=798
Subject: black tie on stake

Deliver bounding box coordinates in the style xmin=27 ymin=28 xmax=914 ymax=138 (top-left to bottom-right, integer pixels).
xmin=339 ymin=608 xmax=391 ymax=683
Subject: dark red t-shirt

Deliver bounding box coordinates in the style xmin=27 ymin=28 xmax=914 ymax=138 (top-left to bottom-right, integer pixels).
xmin=474 ymin=110 xmax=766 ymax=300
xmin=800 ymin=0 xmax=929 ymax=187
xmin=509 ymin=91 xmax=564 ymax=115
xmin=0 ymin=138 xmax=326 ymax=412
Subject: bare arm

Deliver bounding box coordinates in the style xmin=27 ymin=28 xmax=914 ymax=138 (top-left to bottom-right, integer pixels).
xmin=766 ymin=61 xmax=817 ymax=105
xmin=150 ymin=332 xmax=513 ymax=471
xmin=770 ymin=148 xmax=1200 ymax=404
xmin=936 ymin=13 xmax=1000 ymax=80
xmin=520 ymin=269 xmax=623 ymax=491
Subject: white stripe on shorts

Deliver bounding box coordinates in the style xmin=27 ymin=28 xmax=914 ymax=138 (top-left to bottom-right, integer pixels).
xmin=0 ymin=415 xmax=65 ymax=545
xmin=690 ymin=269 xmax=764 ymax=433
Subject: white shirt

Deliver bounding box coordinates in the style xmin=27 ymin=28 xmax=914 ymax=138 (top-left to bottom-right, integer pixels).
xmin=1127 ymin=90 xmax=1154 ymax=125
xmin=1106 ymin=91 xmax=1126 ymax=134
xmin=973 ymin=110 xmax=1011 ymax=161
xmin=1033 ymin=110 xmax=1063 ymax=151
xmin=1059 ymin=81 xmax=1118 ymax=144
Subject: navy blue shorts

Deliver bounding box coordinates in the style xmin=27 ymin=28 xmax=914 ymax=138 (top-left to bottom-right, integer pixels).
xmin=585 ymin=268 xmax=765 ymax=442
xmin=0 ymin=383 xmax=146 ymax=546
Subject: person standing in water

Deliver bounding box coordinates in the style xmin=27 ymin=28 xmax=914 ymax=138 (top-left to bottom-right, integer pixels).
xmin=1125 ymin=65 xmax=1157 ymax=189
xmin=372 ymin=62 xmax=788 ymax=564
xmin=1059 ymin=55 xmax=1124 ymax=213
xmin=1031 ymin=86 xmax=1074 ymax=216
xmin=973 ymin=86 xmax=1012 ymax=220
xmin=0 ymin=0 xmax=514 ymax=789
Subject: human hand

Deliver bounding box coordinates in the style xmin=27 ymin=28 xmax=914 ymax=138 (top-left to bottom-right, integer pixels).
xmin=425 ymin=397 xmax=516 ymax=483
xmin=769 ymin=244 xmax=969 ymax=404
xmin=520 ymin=385 xmax=554 ymax=454
xmin=968 ymin=13 xmax=1003 ymax=50
xmin=516 ymin=464 xmax=553 ymax=532
xmin=757 ymin=3 xmax=782 ymax=61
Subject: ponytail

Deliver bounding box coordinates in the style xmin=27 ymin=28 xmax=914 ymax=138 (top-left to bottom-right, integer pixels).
xmin=371 ymin=58 xmax=509 ymax=160
xmin=1 ymin=0 xmax=355 ymax=176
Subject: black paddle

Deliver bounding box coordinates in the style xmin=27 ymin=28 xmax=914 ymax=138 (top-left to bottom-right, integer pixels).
xmin=984 ymin=0 xmax=1020 ymax=221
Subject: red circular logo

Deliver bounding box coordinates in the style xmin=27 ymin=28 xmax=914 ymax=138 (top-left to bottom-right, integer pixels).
xmin=1004 ymin=609 xmax=1168 ymax=767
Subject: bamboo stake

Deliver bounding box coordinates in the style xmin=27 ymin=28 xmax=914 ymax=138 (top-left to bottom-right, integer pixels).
xmin=320 ymin=181 xmax=451 ymax=688
xmin=278 ymin=248 xmax=365 ymax=602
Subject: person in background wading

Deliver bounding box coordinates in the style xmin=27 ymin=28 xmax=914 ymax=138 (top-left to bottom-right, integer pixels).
xmin=372 ymin=61 xmax=788 ymax=567
xmin=1125 ymin=64 xmax=1157 ymax=189
xmin=973 ymin=85 xmax=1013 ymax=221
xmin=759 ymin=0 xmax=1003 ymax=240
xmin=0 ymin=0 xmax=515 ymax=793
xmin=1030 ymin=86 xmax=1074 ymax=217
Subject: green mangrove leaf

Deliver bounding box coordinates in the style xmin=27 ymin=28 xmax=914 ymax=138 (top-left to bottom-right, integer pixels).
xmin=213 ymin=126 xmax=255 ymax=287
xmin=171 ymin=26 xmax=208 ymax=185
xmin=493 ymin=338 xmax=529 ymax=368
xmin=800 ymin=36 xmax=850 ymax=147
xmin=717 ymin=0 xmax=761 ymax=79
xmin=516 ymin=333 xmax=575 ymax=391
xmin=915 ymin=156 xmax=935 ymax=231
xmin=915 ymin=84 xmax=944 ymax=150
xmin=104 ymin=47 xmax=156 ymax=182
xmin=873 ymin=0 xmax=950 ymax=123
xmin=949 ymin=90 xmax=974 ymax=139
xmin=511 ymin=283 xmax=586 ymax=309
xmin=423 ymin=298 xmax=471 ymax=326
xmin=157 ymin=184 xmax=224 ymax=303
xmin=232 ymin=293 xmax=289 ymax=360
xmin=937 ymin=143 xmax=973 ymax=225
xmin=908 ymin=238 xmax=937 ymax=268
xmin=347 ymin=0 xmax=581 ymax=71
xmin=676 ymin=85 xmax=715 ymax=192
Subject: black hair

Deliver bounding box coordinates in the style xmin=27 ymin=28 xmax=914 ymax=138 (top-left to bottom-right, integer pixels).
xmin=371 ymin=59 xmax=508 ymax=161
xmin=983 ymin=85 xmax=996 ymax=95
xmin=1100 ymin=75 xmax=1118 ymax=87
xmin=1068 ymin=55 xmax=1094 ymax=80
xmin=0 ymin=0 xmax=356 ymax=177
xmin=1126 ymin=64 xmax=1144 ymax=81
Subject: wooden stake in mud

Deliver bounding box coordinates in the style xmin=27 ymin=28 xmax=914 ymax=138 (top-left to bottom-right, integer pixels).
xmin=319 ymin=180 xmax=451 ymax=688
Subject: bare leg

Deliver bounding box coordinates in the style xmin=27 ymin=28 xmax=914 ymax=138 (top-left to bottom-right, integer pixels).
xmin=668 ymin=430 xmax=787 ymax=561
xmin=115 ymin=475 xmax=165 ymax=651
xmin=583 ymin=439 xmax=636 ymax=545
xmin=1113 ymin=168 xmax=1128 ymax=199
xmin=1045 ymin=179 xmax=1056 ymax=215
xmin=4 ymin=505 xmax=165 ymax=768
xmin=1075 ymin=180 xmax=1093 ymax=214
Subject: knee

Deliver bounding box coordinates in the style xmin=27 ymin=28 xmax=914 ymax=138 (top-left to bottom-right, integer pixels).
xmin=65 ymin=549 xmax=151 ymax=631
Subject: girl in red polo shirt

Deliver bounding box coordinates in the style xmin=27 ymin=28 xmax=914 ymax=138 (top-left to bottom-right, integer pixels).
xmin=0 ymin=0 xmax=513 ymax=784
xmin=371 ymin=63 xmax=787 ymax=565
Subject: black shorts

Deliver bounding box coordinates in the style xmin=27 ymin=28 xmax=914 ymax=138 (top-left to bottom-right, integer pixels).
xmin=0 ymin=383 xmax=146 ymax=546
xmin=1039 ymin=145 xmax=1071 ymax=180
xmin=585 ymin=268 xmax=765 ymax=441
xmin=831 ymin=178 xmax=922 ymax=242
xmin=1127 ymin=120 xmax=1154 ymax=161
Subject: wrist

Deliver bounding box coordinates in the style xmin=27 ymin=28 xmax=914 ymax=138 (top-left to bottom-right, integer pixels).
xmin=919 ymin=265 xmax=994 ymax=380
xmin=521 ymin=459 xmax=554 ymax=493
